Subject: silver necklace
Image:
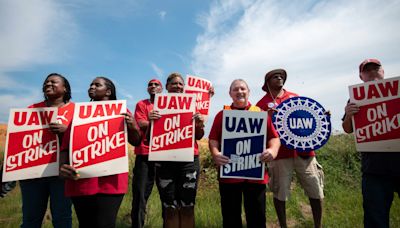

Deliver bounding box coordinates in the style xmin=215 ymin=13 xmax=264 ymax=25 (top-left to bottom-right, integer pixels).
xmin=267 ymin=84 xmax=283 ymax=109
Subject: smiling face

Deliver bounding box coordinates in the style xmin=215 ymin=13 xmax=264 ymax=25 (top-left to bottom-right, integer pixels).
xmin=147 ymin=80 xmax=163 ymax=96
xmin=42 ymin=75 xmax=66 ymax=100
xmin=229 ymin=79 xmax=250 ymax=109
xmin=88 ymin=77 xmax=111 ymax=101
xmin=166 ymin=75 xmax=184 ymax=93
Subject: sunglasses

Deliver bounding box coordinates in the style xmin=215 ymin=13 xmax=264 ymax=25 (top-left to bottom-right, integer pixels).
xmin=148 ymin=82 xmax=160 ymax=87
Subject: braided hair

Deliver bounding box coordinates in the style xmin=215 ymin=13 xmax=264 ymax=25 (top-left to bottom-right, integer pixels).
xmin=43 ymin=73 xmax=72 ymax=103
xmin=95 ymin=76 xmax=117 ymax=100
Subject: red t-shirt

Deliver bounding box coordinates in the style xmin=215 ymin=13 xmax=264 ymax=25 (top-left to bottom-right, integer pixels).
xmin=134 ymin=99 xmax=152 ymax=155
xmin=60 ymin=106 xmax=129 ymax=197
xmin=256 ymin=89 xmax=315 ymax=159
xmin=208 ymin=103 xmax=279 ymax=184
xmin=28 ymin=101 xmax=75 ymax=126
xmin=29 ymin=101 xmax=75 ymax=142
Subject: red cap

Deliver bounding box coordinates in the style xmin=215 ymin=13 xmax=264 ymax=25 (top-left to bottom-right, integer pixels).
xmin=148 ymin=79 xmax=163 ymax=88
xmin=359 ymin=58 xmax=381 ymax=73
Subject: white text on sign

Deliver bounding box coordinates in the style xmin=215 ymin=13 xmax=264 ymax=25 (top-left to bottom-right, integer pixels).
xmin=224 ymin=139 xmax=262 ymax=174
xmin=289 ymin=118 xmax=313 ymax=129
xmin=151 ymin=114 xmax=193 ymax=150
xmin=73 ymin=121 xmax=125 ymax=167
xmin=7 ymin=130 xmax=57 ymax=170
xmin=356 ymin=103 xmax=400 ymax=141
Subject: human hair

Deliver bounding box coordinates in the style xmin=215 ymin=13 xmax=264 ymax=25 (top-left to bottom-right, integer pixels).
xmin=43 ymin=73 xmax=72 ymax=103
xmin=229 ymin=79 xmax=249 ymax=92
xmin=166 ymin=72 xmax=184 ymax=87
xmin=95 ymin=76 xmax=117 ymax=100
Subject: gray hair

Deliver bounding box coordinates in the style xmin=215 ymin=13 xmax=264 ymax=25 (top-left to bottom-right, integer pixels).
xmin=229 ymin=79 xmax=249 ymax=92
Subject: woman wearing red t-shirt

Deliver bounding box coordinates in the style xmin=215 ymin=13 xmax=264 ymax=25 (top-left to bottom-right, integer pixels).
xmin=208 ymin=79 xmax=280 ymax=228
xmin=59 ymin=77 xmax=141 ymax=228
xmin=19 ymin=73 xmax=74 ymax=228
xmin=148 ymin=72 xmax=205 ymax=228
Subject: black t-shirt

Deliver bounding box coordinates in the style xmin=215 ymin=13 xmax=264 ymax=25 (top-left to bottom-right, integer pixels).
xmin=342 ymin=112 xmax=400 ymax=176
xmin=361 ymin=152 xmax=400 ymax=176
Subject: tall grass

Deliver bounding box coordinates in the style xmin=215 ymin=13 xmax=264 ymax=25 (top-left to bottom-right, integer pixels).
xmin=1 ymin=135 xmax=399 ymax=227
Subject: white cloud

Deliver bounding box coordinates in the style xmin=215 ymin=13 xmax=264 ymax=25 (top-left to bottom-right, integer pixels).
xmin=0 ymin=0 xmax=78 ymax=122
xmin=110 ymin=79 xmax=138 ymax=112
xmin=0 ymin=76 xmax=54 ymax=123
xmin=0 ymin=73 xmax=18 ymax=89
xmin=191 ymin=0 xmax=400 ymax=132
xmin=0 ymin=0 xmax=77 ymax=70
xmin=113 ymin=80 xmax=134 ymax=100
xmin=0 ymin=93 xmax=42 ymax=124
xmin=150 ymin=62 xmax=165 ymax=79
xmin=159 ymin=11 xmax=167 ymax=20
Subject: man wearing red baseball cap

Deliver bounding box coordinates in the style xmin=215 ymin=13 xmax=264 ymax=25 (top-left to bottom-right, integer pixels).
xmin=257 ymin=69 xmax=324 ymax=228
xmin=357 ymin=58 xmax=384 ymax=82
xmin=131 ymin=79 xmax=163 ymax=228
xmin=342 ymin=59 xmax=400 ymax=228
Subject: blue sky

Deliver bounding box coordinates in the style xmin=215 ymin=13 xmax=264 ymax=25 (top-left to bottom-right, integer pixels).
xmin=1 ymin=0 xmax=400 ymax=134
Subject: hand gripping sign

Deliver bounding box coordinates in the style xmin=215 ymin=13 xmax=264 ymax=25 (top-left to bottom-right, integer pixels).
xmin=70 ymin=100 xmax=129 ymax=178
xmin=272 ymin=96 xmax=331 ymax=152
xmin=149 ymin=93 xmax=196 ymax=162
xmin=3 ymin=108 xmax=59 ymax=182
xmin=221 ymin=110 xmax=267 ymax=180
xmin=184 ymin=75 xmax=212 ymax=117
xmin=349 ymin=76 xmax=400 ymax=152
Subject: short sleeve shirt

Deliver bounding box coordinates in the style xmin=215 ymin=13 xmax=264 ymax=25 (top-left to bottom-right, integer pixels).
xmin=256 ymin=90 xmax=316 ymax=159
xmin=208 ymin=103 xmax=279 ymax=184
xmin=60 ymin=105 xmax=129 ymax=197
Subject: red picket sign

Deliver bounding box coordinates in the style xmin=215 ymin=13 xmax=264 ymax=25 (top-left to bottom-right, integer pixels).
xmin=349 ymin=76 xmax=400 ymax=152
xmin=149 ymin=93 xmax=196 ymax=161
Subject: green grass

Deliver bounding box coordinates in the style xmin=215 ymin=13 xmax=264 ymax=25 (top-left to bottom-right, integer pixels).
xmin=1 ymin=135 xmax=400 ymax=227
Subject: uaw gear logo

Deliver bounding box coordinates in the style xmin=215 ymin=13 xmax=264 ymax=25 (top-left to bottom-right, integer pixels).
xmin=272 ymin=96 xmax=331 ymax=152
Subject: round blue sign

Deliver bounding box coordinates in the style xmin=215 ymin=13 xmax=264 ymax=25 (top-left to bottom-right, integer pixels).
xmin=272 ymin=96 xmax=331 ymax=152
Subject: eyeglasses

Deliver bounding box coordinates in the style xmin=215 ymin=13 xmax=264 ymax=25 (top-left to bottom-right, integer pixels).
xmin=148 ymin=83 xmax=160 ymax=87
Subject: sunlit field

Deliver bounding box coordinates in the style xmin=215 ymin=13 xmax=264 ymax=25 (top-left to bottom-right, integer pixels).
xmin=1 ymin=126 xmax=399 ymax=227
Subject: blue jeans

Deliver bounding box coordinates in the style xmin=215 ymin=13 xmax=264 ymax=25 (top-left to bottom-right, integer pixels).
xmin=20 ymin=177 xmax=72 ymax=228
xmin=131 ymin=155 xmax=156 ymax=228
xmin=362 ymin=173 xmax=400 ymax=228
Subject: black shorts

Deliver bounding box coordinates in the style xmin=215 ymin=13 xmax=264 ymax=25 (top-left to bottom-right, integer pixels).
xmin=155 ymin=156 xmax=200 ymax=208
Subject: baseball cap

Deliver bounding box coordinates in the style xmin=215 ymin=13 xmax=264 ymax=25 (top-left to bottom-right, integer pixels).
xmin=262 ymin=69 xmax=287 ymax=92
xmin=359 ymin=58 xmax=381 ymax=73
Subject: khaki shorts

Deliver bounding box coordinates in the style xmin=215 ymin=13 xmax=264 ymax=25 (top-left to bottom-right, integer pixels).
xmin=268 ymin=156 xmax=324 ymax=201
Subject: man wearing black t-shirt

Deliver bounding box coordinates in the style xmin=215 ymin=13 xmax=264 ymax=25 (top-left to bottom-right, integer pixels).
xmin=342 ymin=58 xmax=400 ymax=228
